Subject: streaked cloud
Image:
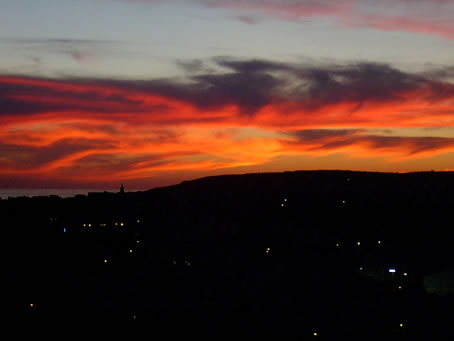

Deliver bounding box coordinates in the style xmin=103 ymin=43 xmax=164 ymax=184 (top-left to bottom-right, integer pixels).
xmin=206 ymin=0 xmax=454 ymax=38
xmin=286 ymin=129 xmax=454 ymax=159
xmin=1 ymin=57 xmax=454 ymax=187
xmin=124 ymin=0 xmax=454 ymax=39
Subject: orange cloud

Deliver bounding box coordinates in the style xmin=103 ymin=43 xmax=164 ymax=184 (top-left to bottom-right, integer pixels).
xmin=1 ymin=58 xmax=454 ymax=188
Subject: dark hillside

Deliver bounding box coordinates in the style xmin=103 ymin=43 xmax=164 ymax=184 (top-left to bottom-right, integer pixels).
xmin=2 ymin=170 xmax=454 ymax=337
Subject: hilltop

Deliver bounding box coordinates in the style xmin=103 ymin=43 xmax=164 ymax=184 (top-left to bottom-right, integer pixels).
xmin=2 ymin=170 xmax=454 ymax=337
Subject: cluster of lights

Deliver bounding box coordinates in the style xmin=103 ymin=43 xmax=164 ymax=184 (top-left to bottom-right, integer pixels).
xmin=265 ymin=247 xmax=271 ymax=254
xmin=334 ymin=240 xmax=384 ymax=249
xmin=82 ymin=222 xmax=130 ymax=227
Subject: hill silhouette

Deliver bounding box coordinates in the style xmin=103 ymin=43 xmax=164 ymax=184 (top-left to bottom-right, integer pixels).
xmin=2 ymin=170 xmax=454 ymax=337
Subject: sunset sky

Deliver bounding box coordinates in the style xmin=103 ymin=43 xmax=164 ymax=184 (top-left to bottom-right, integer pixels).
xmin=1 ymin=0 xmax=454 ymax=189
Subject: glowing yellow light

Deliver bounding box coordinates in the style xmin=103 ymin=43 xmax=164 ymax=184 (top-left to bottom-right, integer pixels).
xmin=378 ymin=240 xmax=381 ymax=244
xmin=342 ymin=200 xmax=346 ymax=204
xmin=115 ymin=222 xmax=118 ymax=226
xmin=357 ymin=242 xmax=361 ymax=246
xmin=336 ymin=243 xmax=340 ymax=247
xmin=136 ymin=240 xmax=140 ymax=244
xmin=129 ymin=249 xmax=133 ymax=253
xmin=281 ymin=204 xmax=284 ymax=207
xmin=30 ymin=304 xmax=34 ymax=308
xmin=83 ymin=224 xmax=86 ymax=227
xmin=398 ymin=286 xmax=402 ymax=290
xmin=400 ymin=323 xmax=403 ymax=328
xmin=88 ymin=224 xmax=91 ymax=227
xmin=313 ymin=332 xmax=318 ymax=336
xmin=121 ymin=223 xmax=124 ymax=227
xmin=104 ymin=259 xmax=108 ymax=263
xmin=133 ymin=315 xmax=137 ymax=319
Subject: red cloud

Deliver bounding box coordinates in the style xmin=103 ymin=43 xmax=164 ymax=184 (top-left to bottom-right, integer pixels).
xmin=1 ymin=58 xmax=454 ymax=187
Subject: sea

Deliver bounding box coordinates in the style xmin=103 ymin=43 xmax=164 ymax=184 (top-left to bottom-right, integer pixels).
xmin=0 ymin=189 xmax=122 ymax=199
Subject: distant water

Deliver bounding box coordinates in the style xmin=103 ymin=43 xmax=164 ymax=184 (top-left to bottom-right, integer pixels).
xmin=0 ymin=189 xmax=120 ymax=199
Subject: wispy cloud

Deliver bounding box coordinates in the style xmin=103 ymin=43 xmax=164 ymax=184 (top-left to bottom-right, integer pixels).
xmin=286 ymin=129 xmax=454 ymax=159
xmin=124 ymin=0 xmax=454 ymax=39
xmin=1 ymin=57 xmax=454 ymax=186
xmin=1 ymin=37 xmax=116 ymax=66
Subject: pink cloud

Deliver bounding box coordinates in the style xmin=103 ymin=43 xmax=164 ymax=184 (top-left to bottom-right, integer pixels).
xmin=206 ymin=0 xmax=454 ymax=39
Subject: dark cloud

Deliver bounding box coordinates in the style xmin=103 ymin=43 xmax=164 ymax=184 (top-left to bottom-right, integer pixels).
xmin=365 ymin=135 xmax=454 ymax=155
xmin=291 ymin=129 xmax=363 ymax=142
xmin=288 ymin=129 xmax=454 ymax=155
xmin=0 ymin=77 xmax=146 ymax=115
xmin=1 ymin=58 xmax=454 ymax=118
xmin=0 ymin=138 xmax=114 ymax=169
xmin=193 ymin=70 xmax=281 ymax=112
xmin=176 ymin=59 xmax=214 ymax=73
xmin=59 ymin=153 xmax=170 ymax=176
xmin=214 ymin=57 xmax=289 ymax=73
xmin=294 ymin=63 xmax=428 ymax=109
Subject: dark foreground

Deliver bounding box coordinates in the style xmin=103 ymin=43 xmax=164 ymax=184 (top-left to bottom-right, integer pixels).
xmin=3 ymin=171 xmax=454 ymax=337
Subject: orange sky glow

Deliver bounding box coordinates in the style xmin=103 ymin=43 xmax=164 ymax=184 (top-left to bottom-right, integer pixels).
xmin=1 ymin=71 xmax=454 ymax=189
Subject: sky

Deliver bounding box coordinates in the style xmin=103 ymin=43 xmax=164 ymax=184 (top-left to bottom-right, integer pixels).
xmin=1 ymin=0 xmax=454 ymax=189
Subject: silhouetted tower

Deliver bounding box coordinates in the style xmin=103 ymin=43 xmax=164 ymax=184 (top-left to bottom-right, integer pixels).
xmin=120 ymin=184 xmax=125 ymax=194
